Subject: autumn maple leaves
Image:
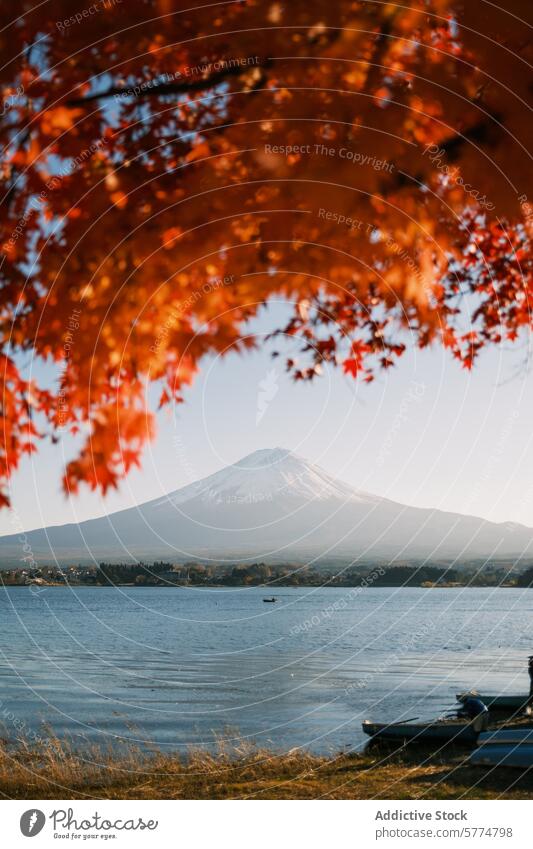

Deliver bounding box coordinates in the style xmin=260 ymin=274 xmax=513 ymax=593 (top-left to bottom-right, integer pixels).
xmin=0 ymin=0 xmax=530 ymax=504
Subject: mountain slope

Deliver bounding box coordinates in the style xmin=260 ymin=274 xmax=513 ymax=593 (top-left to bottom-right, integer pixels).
xmin=0 ymin=448 xmax=532 ymax=564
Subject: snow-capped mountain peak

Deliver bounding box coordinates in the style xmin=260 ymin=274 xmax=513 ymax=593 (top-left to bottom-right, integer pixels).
xmin=2 ymin=448 xmax=533 ymax=564
xmin=156 ymin=447 xmax=378 ymax=507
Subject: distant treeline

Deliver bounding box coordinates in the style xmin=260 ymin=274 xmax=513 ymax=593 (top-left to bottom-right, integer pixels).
xmin=92 ymin=562 xmax=513 ymax=588
xmin=516 ymin=568 xmax=533 ymax=587
xmin=1 ymin=561 xmax=523 ymax=587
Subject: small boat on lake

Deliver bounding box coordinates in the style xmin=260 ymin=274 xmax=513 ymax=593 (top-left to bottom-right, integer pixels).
xmin=263 ymin=597 xmax=277 ymax=603
xmin=362 ymin=719 xmax=479 ymax=745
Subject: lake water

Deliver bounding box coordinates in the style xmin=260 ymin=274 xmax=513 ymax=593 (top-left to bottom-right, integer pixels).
xmin=0 ymin=586 xmax=532 ymax=753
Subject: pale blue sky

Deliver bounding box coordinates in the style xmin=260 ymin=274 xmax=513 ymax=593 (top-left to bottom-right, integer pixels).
xmin=2 ymin=299 xmax=532 ymax=535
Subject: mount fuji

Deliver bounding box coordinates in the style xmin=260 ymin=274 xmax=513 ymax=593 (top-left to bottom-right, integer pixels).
xmin=1 ymin=447 xmax=532 ymax=564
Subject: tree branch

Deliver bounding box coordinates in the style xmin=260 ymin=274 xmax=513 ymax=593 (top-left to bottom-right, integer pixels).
xmin=67 ymin=58 xmax=273 ymax=106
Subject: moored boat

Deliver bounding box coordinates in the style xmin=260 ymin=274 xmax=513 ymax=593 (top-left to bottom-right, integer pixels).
xmin=455 ymin=693 xmax=529 ymax=711
xmin=457 ymin=657 xmax=533 ymax=714
xmin=362 ymin=719 xmax=479 ymax=744
xmin=470 ymin=744 xmax=533 ymax=769
xmin=477 ymin=727 xmax=533 ymax=746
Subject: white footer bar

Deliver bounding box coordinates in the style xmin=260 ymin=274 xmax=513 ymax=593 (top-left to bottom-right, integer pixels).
xmin=4 ymin=799 xmax=530 ymax=848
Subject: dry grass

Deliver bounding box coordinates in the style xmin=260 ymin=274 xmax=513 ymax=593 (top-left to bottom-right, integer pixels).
xmin=0 ymin=735 xmax=533 ymax=799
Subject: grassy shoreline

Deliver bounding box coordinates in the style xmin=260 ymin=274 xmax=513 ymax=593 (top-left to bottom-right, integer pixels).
xmin=2 ymin=738 xmax=533 ymax=799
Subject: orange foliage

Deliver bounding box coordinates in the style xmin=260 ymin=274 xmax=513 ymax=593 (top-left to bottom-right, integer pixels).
xmin=0 ymin=0 xmax=531 ymax=503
